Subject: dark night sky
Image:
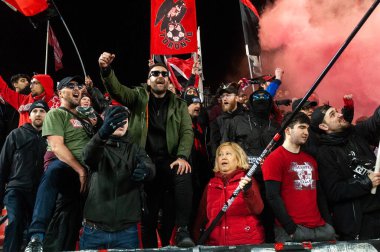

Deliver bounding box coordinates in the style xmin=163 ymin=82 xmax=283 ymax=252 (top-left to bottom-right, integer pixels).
xmin=0 ymin=0 xmax=266 ymax=94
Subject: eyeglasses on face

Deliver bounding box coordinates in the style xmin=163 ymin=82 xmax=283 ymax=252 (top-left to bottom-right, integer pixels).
xmin=30 ymin=81 xmax=41 ymax=86
xmin=149 ymin=70 xmax=169 ymax=78
xmin=252 ymin=93 xmax=270 ymax=101
xmin=63 ymin=83 xmax=84 ymax=90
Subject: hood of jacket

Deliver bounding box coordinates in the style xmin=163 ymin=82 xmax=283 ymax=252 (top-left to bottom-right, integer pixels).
xmin=32 ymin=74 xmax=54 ymax=101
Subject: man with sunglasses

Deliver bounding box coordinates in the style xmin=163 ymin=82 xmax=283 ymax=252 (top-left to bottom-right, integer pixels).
xmin=98 ymin=52 xmax=194 ymax=248
xmin=25 ymin=76 xmax=91 ymax=252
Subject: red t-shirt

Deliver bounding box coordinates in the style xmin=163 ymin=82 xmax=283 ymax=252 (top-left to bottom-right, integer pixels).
xmin=262 ymin=146 xmax=325 ymax=228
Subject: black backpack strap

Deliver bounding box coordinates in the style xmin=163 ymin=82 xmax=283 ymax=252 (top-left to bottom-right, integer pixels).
xmin=58 ymin=107 xmax=94 ymax=136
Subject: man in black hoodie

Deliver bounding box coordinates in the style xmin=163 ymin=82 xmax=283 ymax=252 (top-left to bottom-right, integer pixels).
xmin=0 ymin=100 xmax=48 ymax=252
xmin=312 ymin=104 xmax=380 ymax=240
xmin=226 ymin=88 xmax=280 ymax=242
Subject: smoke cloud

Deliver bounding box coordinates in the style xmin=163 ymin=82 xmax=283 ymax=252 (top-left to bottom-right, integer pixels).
xmin=259 ymin=0 xmax=380 ymax=121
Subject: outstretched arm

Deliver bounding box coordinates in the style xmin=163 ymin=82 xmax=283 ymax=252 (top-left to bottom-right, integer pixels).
xmin=0 ymin=75 xmax=25 ymax=110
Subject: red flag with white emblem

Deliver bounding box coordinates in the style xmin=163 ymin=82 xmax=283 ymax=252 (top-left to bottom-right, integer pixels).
xmin=151 ymin=0 xmax=198 ymax=55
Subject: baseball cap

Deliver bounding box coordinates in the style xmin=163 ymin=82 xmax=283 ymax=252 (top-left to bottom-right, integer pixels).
xmin=292 ymin=98 xmax=318 ymax=111
xmin=57 ymin=76 xmax=83 ymax=90
xmin=310 ymin=105 xmax=331 ymax=132
xmin=218 ymin=84 xmax=238 ymax=97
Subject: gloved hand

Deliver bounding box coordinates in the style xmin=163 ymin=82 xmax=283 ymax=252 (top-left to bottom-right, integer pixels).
xmin=98 ymin=106 xmax=129 ymax=140
xmin=131 ymin=163 xmax=150 ymax=182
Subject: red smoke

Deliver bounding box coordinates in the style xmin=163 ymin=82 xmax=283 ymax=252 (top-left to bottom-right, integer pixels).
xmin=259 ymin=0 xmax=380 ymax=121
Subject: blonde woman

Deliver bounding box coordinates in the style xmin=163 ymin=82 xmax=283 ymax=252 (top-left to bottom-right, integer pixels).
xmin=194 ymin=142 xmax=265 ymax=245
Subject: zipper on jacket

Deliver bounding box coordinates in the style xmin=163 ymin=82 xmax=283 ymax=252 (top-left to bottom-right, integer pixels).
xmin=248 ymin=115 xmax=252 ymax=131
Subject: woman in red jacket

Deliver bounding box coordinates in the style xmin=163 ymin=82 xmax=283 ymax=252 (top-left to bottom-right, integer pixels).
xmin=194 ymin=142 xmax=265 ymax=245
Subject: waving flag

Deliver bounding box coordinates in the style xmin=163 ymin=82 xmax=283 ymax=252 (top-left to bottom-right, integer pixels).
xmin=239 ymin=0 xmax=260 ymax=56
xmin=2 ymin=0 xmax=48 ymax=16
xmin=166 ymin=56 xmax=199 ymax=91
xmin=48 ymin=26 xmax=63 ymax=71
xmin=151 ymin=0 xmax=198 ymax=55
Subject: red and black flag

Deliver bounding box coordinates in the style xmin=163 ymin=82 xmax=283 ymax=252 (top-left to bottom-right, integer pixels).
xmin=166 ymin=56 xmax=199 ymax=91
xmin=239 ymin=0 xmax=260 ymax=56
xmin=48 ymin=25 xmax=63 ymax=71
xmin=2 ymin=0 xmax=48 ymax=16
xmin=151 ymin=0 xmax=198 ymax=55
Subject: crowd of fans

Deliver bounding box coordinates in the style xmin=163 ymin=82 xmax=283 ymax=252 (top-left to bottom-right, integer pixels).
xmin=0 ymin=52 xmax=379 ymax=251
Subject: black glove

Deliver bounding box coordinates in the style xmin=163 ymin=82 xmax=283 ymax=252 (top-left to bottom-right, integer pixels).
xmin=131 ymin=163 xmax=150 ymax=182
xmin=98 ymin=106 xmax=129 ymax=140
xmin=242 ymin=180 xmax=252 ymax=192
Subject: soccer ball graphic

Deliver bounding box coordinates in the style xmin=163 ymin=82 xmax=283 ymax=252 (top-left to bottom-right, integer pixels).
xmin=166 ymin=23 xmax=185 ymax=42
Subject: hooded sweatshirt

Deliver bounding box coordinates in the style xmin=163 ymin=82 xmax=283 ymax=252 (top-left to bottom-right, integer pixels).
xmin=0 ymin=74 xmax=54 ymax=126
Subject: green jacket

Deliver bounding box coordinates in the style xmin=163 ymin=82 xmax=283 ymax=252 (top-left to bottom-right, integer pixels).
xmin=101 ymin=69 xmax=194 ymax=159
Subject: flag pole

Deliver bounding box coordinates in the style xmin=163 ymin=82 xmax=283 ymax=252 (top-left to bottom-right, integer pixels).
xmin=44 ymin=20 xmax=50 ymax=74
xmin=245 ymin=44 xmax=253 ymax=78
xmin=196 ymin=26 xmax=204 ymax=102
xmin=50 ymin=0 xmax=87 ymax=77
xmin=197 ymin=0 xmax=380 ymax=244
xmin=371 ymin=141 xmax=380 ymax=194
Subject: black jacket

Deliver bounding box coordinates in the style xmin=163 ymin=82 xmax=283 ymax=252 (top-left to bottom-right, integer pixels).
xmin=317 ymin=106 xmax=380 ymax=240
xmin=0 ymin=123 xmax=46 ymax=205
xmin=209 ymin=104 xmax=246 ymax=162
xmin=231 ymin=111 xmax=280 ymax=159
xmin=82 ymin=133 xmax=156 ymax=232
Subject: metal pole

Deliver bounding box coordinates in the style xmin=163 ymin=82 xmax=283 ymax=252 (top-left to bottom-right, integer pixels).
xmin=197 ymin=0 xmax=380 ymax=244
xmin=44 ymin=20 xmax=49 ymax=74
xmin=50 ymin=0 xmax=87 ymax=77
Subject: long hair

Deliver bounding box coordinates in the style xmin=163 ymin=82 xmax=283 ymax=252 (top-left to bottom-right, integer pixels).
xmin=213 ymin=142 xmax=249 ymax=172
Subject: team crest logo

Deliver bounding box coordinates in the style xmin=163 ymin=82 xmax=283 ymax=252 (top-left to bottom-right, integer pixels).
xmin=155 ymin=0 xmax=193 ymax=50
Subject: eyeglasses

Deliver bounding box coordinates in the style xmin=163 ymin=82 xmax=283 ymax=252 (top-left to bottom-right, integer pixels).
xmin=149 ymin=71 xmax=169 ymax=78
xmin=63 ymin=83 xmax=84 ymax=90
xmin=220 ymin=93 xmax=236 ymax=99
xmin=30 ymin=81 xmax=40 ymax=86
xmin=252 ymin=92 xmax=270 ymax=101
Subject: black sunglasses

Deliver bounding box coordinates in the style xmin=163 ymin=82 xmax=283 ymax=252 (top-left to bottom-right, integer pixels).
xmin=149 ymin=70 xmax=169 ymax=78
xmin=63 ymin=83 xmax=84 ymax=90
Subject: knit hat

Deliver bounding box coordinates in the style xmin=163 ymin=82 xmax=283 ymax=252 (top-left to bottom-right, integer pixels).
xmin=185 ymin=95 xmax=201 ymax=106
xmin=29 ymin=100 xmax=49 ymax=114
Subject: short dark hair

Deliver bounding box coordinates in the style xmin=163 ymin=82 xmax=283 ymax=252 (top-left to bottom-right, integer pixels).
xmin=282 ymin=111 xmax=310 ymax=129
xmin=10 ymin=74 xmax=30 ymax=84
